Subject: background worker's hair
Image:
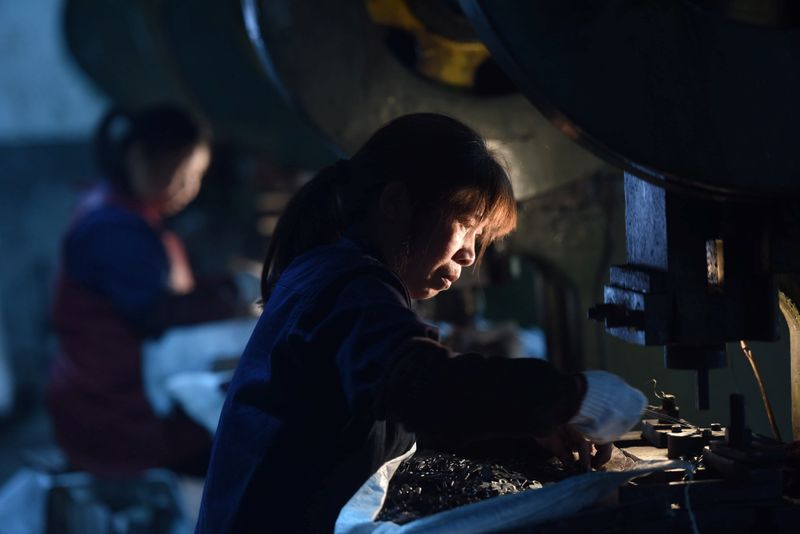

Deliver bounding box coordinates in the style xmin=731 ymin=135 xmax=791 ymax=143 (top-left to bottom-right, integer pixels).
xmin=94 ymin=104 xmax=210 ymax=194
xmin=261 ymin=113 xmax=517 ymax=301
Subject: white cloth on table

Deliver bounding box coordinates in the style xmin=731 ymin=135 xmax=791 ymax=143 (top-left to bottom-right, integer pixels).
xmin=141 ymin=317 xmax=257 ymax=429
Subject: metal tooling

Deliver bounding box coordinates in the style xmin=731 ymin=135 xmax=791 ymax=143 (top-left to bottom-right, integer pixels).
xmin=588 ymin=173 xmax=791 ymax=409
xmin=585 ymin=173 xmax=800 ymax=409
xmin=642 ymin=393 xmax=727 ymax=455
xmin=607 ymin=395 xmax=797 ymax=533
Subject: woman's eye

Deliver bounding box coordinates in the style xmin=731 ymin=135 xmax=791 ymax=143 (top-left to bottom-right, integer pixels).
xmin=458 ymin=218 xmax=476 ymax=230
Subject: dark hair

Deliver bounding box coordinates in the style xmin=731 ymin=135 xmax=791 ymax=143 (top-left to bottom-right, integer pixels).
xmin=261 ymin=113 xmax=517 ymax=300
xmin=94 ymin=104 xmax=210 ymax=193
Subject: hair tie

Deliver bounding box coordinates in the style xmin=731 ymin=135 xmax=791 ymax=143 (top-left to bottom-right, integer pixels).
xmin=108 ymin=113 xmax=132 ymax=144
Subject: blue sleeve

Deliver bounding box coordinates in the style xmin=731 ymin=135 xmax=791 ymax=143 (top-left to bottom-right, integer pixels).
xmin=307 ymin=272 xmax=583 ymax=439
xmin=64 ymin=212 xmax=170 ymax=318
xmin=304 ymin=273 xmax=438 ymax=417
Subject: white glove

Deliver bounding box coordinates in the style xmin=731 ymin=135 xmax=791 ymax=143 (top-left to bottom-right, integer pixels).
xmin=569 ymin=370 xmax=646 ymax=444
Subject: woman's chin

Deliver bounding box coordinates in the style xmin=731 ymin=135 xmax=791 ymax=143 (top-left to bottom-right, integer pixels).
xmin=410 ymin=286 xmax=443 ymax=300
xmin=161 ymin=199 xmax=190 ymax=216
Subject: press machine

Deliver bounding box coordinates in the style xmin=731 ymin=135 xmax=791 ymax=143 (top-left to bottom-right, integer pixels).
xmin=461 ymin=0 xmax=800 ymax=530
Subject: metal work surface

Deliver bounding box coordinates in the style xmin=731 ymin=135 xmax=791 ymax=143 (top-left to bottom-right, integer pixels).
xmin=544 ymin=431 xmax=800 ymax=534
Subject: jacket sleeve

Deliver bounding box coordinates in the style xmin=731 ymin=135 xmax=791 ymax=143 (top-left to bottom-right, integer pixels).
xmin=302 ymin=271 xmax=439 ymax=419
xmin=137 ymin=275 xmax=243 ymax=336
xmin=65 ymin=217 xmax=168 ymax=317
xmin=65 ymin=216 xmax=242 ymax=337
xmin=374 ymin=336 xmax=586 ymax=440
xmin=314 ymin=271 xmax=584 ymax=441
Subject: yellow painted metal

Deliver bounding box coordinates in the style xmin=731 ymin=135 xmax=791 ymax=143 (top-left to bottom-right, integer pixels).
xmin=365 ymin=0 xmax=490 ymax=88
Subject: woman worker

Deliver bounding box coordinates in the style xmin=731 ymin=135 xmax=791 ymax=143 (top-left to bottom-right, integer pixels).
xmin=48 ymin=105 xmax=247 ymax=476
xmin=197 ymin=113 xmax=646 ymax=532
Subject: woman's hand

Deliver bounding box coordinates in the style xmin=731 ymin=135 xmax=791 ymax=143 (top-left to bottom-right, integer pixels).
xmin=534 ymin=424 xmax=613 ymax=471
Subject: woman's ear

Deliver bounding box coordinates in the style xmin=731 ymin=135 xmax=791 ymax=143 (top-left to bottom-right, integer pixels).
xmin=378 ymin=181 xmax=412 ymax=223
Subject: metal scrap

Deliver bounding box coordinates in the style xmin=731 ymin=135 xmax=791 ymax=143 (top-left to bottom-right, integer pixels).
xmin=375 ymin=451 xmax=582 ymax=524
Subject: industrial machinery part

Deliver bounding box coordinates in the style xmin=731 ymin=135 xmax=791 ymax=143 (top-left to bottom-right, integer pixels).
xmin=641 ymin=386 xmax=683 ymax=448
xmin=739 ymin=340 xmax=783 ymax=441
xmin=241 ymin=0 xmax=609 ymax=200
xmin=461 ymin=0 xmax=800 ymax=412
xmin=63 ymin=0 xmax=338 ymax=167
xmin=584 ymin=173 xmax=795 ymax=409
xmin=703 ymin=394 xmax=786 ymax=479
xmin=666 ymin=426 xmax=726 ymax=460
xmin=642 ymin=393 xmax=726 ymax=456
xmin=364 ymin=0 xmax=501 ymax=92
xmin=460 ymin=0 xmax=800 ymax=198
xmin=613 ymin=394 xmax=797 ymax=532
xmin=779 ymin=290 xmax=800 ymax=441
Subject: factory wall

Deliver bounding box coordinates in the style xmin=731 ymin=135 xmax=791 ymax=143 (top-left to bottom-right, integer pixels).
xmin=0 ymin=0 xmax=107 ymax=142
xmin=0 ymin=0 xmax=107 ymax=413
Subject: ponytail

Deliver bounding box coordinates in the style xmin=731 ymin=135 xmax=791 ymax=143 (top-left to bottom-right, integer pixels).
xmin=94 ymin=108 xmax=135 ymax=192
xmin=260 ymin=161 xmax=352 ymax=300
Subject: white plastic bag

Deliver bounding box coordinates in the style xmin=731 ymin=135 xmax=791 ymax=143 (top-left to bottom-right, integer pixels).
xmin=335 ymin=448 xmax=690 ymax=534
xmin=142 ymin=317 xmax=257 ymax=419
xmin=0 ymin=469 xmax=50 ymax=534
xmin=164 ymin=371 xmax=230 ymax=434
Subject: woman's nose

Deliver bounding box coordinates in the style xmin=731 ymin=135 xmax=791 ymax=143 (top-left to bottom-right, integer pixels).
xmin=453 ymin=238 xmax=476 ymax=267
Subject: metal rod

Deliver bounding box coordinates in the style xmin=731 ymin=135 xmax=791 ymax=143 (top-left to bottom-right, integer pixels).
xmin=696 ymin=368 xmax=710 ymax=410
xmin=643 ymin=407 xmax=699 ymax=429
xmin=739 ymin=340 xmax=783 ymax=442
xmin=729 ymin=393 xmax=747 ymax=447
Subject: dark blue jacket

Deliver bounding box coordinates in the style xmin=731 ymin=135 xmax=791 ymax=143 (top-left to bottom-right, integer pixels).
xmin=197 ymin=238 xmax=583 ymax=533
xmin=197 ymin=238 xmax=430 ymax=532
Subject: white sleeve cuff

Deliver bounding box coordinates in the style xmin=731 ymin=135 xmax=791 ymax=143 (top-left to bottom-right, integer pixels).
xmin=569 ymin=370 xmax=647 ymax=444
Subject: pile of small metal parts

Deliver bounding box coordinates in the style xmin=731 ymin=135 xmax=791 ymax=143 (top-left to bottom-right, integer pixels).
xmin=376 ymin=451 xmax=579 ymax=524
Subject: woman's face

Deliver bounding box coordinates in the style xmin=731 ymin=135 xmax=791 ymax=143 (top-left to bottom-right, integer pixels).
xmin=128 ymin=142 xmax=211 ymax=215
xmin=400 ymin=213 xmax=484 ymax=300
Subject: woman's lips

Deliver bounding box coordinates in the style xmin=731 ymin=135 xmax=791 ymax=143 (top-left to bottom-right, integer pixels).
xmin=438 ymin=273 xmax=458 ymax=290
